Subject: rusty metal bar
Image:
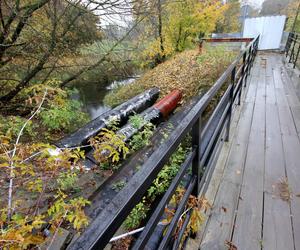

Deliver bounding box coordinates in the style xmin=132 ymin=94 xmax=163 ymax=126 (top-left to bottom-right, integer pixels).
xmin=201 ymin=37 xmax=254 ymax=43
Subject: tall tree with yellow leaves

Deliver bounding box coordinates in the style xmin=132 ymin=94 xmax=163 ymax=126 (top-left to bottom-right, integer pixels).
xmin=138 ymin=0 xmax=227 ymax=63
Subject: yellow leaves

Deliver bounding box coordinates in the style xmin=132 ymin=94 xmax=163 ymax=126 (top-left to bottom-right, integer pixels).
xmin=0 ymin=135 xmax=11 ymax=146
xmin=142 ymin=38 xmax=174 ymax=61
xmin=0 ymin=213 xmax=46 ymax=249
xmin=47 ymin=194 xmax=90 ymax=231
xmin=164 ymin=188 xmax=211 ymax=247
xmin=27 ymin=178 xmax=43 ymax=193
xmin=90 ymin=128 xmax=129 ymax=164
xmin=67 ymin=210 xmax=89 ymax=230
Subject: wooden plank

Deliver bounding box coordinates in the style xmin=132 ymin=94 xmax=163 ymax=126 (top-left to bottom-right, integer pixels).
xmin=231 ymin=59 xmax=266 ymax=249
xmin=231 ymin=110 xmax=265 ymax=250
xmin=200 ymin=101 xmax=255 ymax=250
xmin=255 ymin=66 xmax=266 ymax=105
xmin=245 ymin=57 xmax=260 ymax=104
xmin=280 ymin=66 xmax=300 ymax=108
xmin=265 ymin=56 xmax=276 ymax=105
xmin=273 ymin=66 xmax=284 ymax=89
xmin=263 ymin=104 xmax=294 ymax=250
xmin=276 ymin=54 xmax=300 ymax=249
xmin=264 ymin=53 xmax=274 ymax=71
xmin=266 ymin=76 xmax=276 ymax=105
xmin=290 ymin=106 xmax=300 ymax=135
xmin=263 ymin=194 xmax=294 ymax=250
xmin=275 ymin=88 xmax=289 ymax=107
xmin=282 ymin=135 xmax=300 ymax=250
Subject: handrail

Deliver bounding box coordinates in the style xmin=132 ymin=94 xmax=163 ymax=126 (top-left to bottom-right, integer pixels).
xmin=286 ymin=32 xmax=300 ymax=69
xmin=67 ymin=36 xmax=260 ymax=250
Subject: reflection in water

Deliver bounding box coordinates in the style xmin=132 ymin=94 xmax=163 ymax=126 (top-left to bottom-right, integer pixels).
xmin=72 ymin=77 xmax=138 ymax=120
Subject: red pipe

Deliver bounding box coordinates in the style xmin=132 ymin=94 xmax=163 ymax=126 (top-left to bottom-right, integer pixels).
xmin=154 ymin=89 xmax=182 ymax=118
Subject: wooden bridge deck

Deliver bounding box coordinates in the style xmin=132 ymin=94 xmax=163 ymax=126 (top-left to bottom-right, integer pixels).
xmin=198 ymin=52 xmax=300 ymax=250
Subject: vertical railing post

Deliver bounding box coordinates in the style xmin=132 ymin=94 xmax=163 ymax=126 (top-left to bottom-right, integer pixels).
xmin=294 ymin=41 xmax=300 ymax=69
xmin=237 ymin=52 xmax=246 ymax=106
xmin=225 ymin=67 xmax=236 ymax=142
xmin=285 ymin=33 xmax=292 ymax=57
xmin=244 ymin=47 xmax=250 ymax=84
xmin=242 ymin=52 xmax=247 ymax=88
xmin=289 ymin=34 xmax=298 ymax=63
xmin=247 ymin=46 xmax=252 ymax=77
xmin=192 ymin=116 xmax=202 ymax=196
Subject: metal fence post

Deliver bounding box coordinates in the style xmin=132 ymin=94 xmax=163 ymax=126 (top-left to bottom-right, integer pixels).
xmin=294 ymin=42 xmax=300 ymax=68
xmin=289 ymin=34 xmax=298 ymax=63
xmin=192 ymin=116 xmax=202 ymax=196
xmin=285 ymin=33 xmax=292 ymax=56
xmin=225 ymin=67 xmax=236 ymax=142
xmin=246 ymin=46 xmax=252 ymax=78
xmin=242 ymin=52 xmax=247 ymax=88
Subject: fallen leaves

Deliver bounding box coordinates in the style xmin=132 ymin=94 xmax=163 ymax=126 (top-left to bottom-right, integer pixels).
xmin=221 ymin=206 xmax=227 ymax=213
xmin=225 ymin=240 xmax=237 ymax=250
xmin=104 ymin=47 xmax=237 ymax=107
xmin=277 ymin=178 xmax=292 ymax=202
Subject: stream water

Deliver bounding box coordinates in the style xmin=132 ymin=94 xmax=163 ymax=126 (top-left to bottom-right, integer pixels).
xmin=72 ymin=77 xmax=137 ymax=120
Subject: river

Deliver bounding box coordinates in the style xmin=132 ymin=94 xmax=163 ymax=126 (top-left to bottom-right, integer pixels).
xmin=72 ymin=77 xmax=137 ymax=120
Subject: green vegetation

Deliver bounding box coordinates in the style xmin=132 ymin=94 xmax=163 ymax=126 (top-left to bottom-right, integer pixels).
xmin=57 ymin=171 xmax=79 ymax=191
xmin=0 ymin=115 xmax=36 ymax=140
xmin=124 ymin=144 xmax=189 ymax=229
xmin=0 ymin=85 xmax=88 ymax=142
xmin=112 ymin=180 xmax=127 ymax=191
xmin=124 ymin=199 xmax=150 ymax=229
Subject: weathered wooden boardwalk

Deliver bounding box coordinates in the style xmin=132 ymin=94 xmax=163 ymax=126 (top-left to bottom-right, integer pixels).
xmin=198 ymin=52 xmax=300 ymax=250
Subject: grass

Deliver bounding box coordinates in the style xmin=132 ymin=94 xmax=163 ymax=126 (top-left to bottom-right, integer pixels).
xmin=104 ymin=45 xmax=237 ymax=107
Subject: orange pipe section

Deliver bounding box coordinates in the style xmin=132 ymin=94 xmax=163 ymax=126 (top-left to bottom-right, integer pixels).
xmin=154 ymin=90 xmax=182 ymax=118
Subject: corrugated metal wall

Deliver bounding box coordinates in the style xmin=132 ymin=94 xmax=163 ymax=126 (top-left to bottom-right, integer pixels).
xmin=243 ymin=16 xmax=286 ymax=50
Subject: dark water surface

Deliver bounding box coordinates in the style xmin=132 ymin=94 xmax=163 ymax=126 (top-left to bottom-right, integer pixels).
xmin=72 ymin=77 xmax=137 ymax=120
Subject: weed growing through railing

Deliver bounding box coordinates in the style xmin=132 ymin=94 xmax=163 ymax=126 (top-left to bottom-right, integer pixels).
xmin=123 ymin=144 xmax=189 ymax=230
xmin=123 ymin=199 xmax=150 ymax=229
xmin=163 ymin=188 xmax=211 ymax=248
xmin=112 ymin=180 xmax=127 ymax=191
xmin=129 ymin=123 xmax=155 ymax=151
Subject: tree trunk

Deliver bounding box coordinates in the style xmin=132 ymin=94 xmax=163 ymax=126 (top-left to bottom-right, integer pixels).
xmin=156 ymin=0 xmax=165 ymax=63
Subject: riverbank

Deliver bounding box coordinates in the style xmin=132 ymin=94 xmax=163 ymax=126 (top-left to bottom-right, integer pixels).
xmin=104 ymin=46 xmax=237 ymax=107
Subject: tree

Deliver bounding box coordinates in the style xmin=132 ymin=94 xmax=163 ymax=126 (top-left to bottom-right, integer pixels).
xmin=0 ymin=0 xmax=103 ymax=105
xmin=136 ymin=0 xmax=227 ymax=64
xmin=260 ymin=0 xmax=292 ymax=16
xmin=215 ymin=0 xmax=241 ymax=33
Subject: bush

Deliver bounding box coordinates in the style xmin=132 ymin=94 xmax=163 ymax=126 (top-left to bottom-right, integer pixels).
xmin=0 ymin=115 xmax=36 ymax=140
xmin=39 ymin=99 xmax=88 ymax=133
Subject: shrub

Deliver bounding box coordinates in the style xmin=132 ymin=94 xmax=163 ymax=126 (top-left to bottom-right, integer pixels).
xmin=0 ymin=115 xmax=36 ymax=140
xmin=39 ymin=99 xmax=88 ymax=133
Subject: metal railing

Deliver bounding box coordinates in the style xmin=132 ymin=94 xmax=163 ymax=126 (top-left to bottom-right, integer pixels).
xmin=68 ymin=36 xmax=259 ymax=250
xmin=286 ymin=32 xmax=300 ymax=69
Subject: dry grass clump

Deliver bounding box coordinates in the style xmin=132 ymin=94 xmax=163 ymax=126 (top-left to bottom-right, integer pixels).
xmin=104 ymin=46 xmax=237 ymax=107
